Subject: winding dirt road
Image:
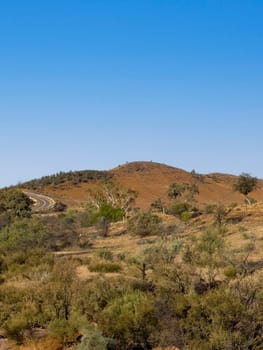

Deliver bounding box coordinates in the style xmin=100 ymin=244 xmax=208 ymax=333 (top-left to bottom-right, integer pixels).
xmin=23 ymin=191 xmax=55 ymax=212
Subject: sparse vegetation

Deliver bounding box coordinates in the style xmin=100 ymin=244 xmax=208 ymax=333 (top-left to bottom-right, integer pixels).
xmin=0 ymin=164 xmax=263 ymax=350
xmin=20 ymin=170 xmax=112 ymax=190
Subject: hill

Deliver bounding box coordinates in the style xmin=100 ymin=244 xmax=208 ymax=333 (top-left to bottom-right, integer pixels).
xmin=21 ymin=161 xmax=263 ymax=209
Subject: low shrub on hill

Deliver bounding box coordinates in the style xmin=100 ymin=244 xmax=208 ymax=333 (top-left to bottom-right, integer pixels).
xmin=127 ymin=211 xmax=162 ymax=237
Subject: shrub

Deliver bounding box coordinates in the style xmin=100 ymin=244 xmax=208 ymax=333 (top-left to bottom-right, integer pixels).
xmin=77 ymin=211 xmax=92 ymax=227
xmin=169 ymin=201 xmax=190 ymax=217
xmin=0 ymin=189 xmax=32 ymax=219
xmin=0 ymin=218 xmax=48 ymax=253
xmin=54 ymin=201 xmax=67 ymax=212
xmin=88 ymin=262 xmax=122 ymax=273
xmin=127 ymin=211 xmax=162 ymax=237
xmin=77 ymin=330 xmax=115 ymax=350
xmin=5 ymin=314 xmax=29 ymax=343
xmin=99 ymin=290 xmax=157 ymax=349
xmin=204 ymin=203 xmax=218 ymax=214
xmin=224 ymin=266 xmax=238 ymax=279
xmin=47 ymin=318 xmax=79 ymax=344
xmin=96 ymin=249 xmax=113 ymax=261
xmin=213 ymin=204 xmax=228 ymax=225
xmin=150 ymin=198 xmax=166 ymax=213
xmin=0 ymin=213 xmax=11 ymax=230
xmin=99 ymin=203 xmax=124 ymax=222
xmin=181 ymin=211 xmax=192 ymax=222
xmin=91 ymin=203 xmax=124 ymax=223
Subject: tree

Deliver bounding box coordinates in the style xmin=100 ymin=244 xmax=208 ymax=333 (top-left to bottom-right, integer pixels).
xmin=128 ymin=239 xmax=183 ymax=281
xmin=167 ymin=183 xmax=185 ymax=201
xmin=233 ymin=173 xmax=257 ymax=204
xmin=167 ymin=182 xmax=199 ymax=203
xmin=183 ymin=226 xmax=226 ymax=285
xmin=0 ymin=189 xmax=32 ymax=220
xmin=45 ymin=258 xmax=78 ymax=321
xmin=86 ymin=182 xmax=137 ymax=218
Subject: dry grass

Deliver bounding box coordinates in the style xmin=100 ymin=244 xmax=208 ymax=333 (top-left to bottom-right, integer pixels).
xmin=13 ymin=339 xmax=63 ymax=350
xmin=153 ymin=347 xmax=180 ymax=350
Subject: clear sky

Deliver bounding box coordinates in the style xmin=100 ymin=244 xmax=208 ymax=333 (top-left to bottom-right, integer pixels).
xmin=1 ymin=0 xmax=262 ymax=187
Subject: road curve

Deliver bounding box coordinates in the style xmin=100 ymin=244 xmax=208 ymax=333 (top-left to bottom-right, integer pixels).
xmin=23 ymin=191 xmax=56 ymax=212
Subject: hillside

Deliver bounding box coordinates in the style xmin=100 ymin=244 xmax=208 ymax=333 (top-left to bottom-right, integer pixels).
xmin=22 ymin=161 xmax=263 ymax=209
xmin=1 ymin=161 xmax=263 ymax=349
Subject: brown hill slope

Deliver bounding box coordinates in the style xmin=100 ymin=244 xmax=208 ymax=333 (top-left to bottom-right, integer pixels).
xmin=39 ymin=161 xmax=263 ymax=209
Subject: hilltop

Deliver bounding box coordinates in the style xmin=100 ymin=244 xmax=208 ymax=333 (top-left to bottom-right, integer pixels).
xmin=20 ymin=161 xmax=263 ymax=209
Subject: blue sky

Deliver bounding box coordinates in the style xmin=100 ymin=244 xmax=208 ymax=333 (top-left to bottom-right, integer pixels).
xmin=1 ymin=0 xmax=262 ymax=187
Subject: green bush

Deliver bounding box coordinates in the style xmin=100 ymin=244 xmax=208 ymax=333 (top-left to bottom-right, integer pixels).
xmin=169 ymin=201 xmax=191 ymax=218
xmin=127 ymin=211 xmax=162 ymax=237
xmin=91 ymin=203 xmax=124 ymax=223
xmin=99 ymin=290 xmax=157 ymax=349
xmin=0 ymin=218 xmax=48 ymax=253
xmin=181 ymin=211 xmax=192 ymax=222
xmin=178 ymin=289 xmax=245 ymax=348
